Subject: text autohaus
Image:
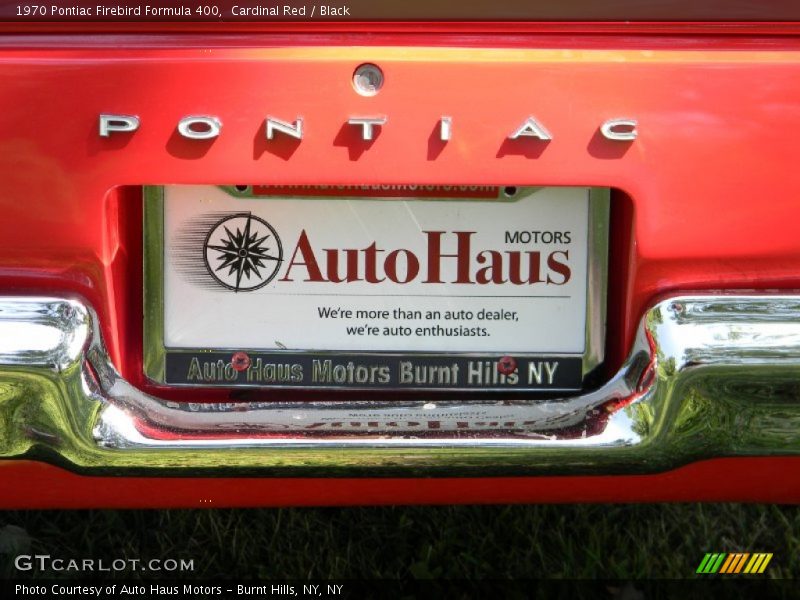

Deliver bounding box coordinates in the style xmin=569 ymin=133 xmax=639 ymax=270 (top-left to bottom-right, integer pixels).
xmin=279 ymin=230 xmax=573 ymax=286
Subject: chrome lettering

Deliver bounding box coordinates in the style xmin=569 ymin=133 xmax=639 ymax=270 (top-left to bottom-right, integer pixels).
xmin=508 ymin=116 xmax=552 ymax=141
xmin=266 ymin=116 xmax=303 ymax=140
xmin=601 ymin=118 xmax=638 ymax=141
xmin=98 ymin=114 xmax=139 ymax=137
xmin=177 ymin=115 xmax=221 ymax=140
xmin=347 ymin=116 xmax=387 ymax=141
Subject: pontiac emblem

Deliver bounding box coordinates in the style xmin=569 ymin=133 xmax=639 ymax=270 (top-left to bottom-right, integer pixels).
xmin=98 ymin=114 xmax=638 ymax=142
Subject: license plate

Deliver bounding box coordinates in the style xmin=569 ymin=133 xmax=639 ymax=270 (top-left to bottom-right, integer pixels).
xmin=143 ymin=185 xmax=608 ymax=391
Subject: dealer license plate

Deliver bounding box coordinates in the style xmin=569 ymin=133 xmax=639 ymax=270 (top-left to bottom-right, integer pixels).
xmin=143 ymin=185 xmax=608 ymax=391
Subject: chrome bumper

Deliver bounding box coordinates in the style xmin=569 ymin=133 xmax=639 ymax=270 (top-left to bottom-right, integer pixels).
xmin=0 ymin=295 xmax=799 ymax=475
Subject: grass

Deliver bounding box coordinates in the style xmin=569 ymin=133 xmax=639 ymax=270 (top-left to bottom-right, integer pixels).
xmin=1 ymin=504 xmax=799 ymax=580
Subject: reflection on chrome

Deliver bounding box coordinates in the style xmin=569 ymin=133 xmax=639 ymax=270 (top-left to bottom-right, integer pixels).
xmin=0 ymin=295 xmax=799 ymax=474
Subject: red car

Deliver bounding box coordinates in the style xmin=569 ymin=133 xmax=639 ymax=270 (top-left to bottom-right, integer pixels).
xmin=2 ymin=5 xmax=800 ymax=507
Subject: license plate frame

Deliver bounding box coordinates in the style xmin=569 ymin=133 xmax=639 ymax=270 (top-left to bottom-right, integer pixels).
xmin=143 ymin=185 xmax=609 ymax=392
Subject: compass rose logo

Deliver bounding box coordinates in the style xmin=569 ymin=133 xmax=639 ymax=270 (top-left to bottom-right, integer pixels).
xmin=203 ymin=213 xmax=283 ymax=292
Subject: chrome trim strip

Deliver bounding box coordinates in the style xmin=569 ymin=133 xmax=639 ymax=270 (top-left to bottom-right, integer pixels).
xmin=584 ymin=187 xmax=609 ymax=376
xmin=1 ymin=295 xmax=799 ymax=475
xmin=142 ymin=185 xmax=165 ymax=383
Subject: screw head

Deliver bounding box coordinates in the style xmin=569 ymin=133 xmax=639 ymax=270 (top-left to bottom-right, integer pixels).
xmin=497 ymin=356 xmax=517 ymax=375
xmin=231 ymin=352 xmax=251 ymax=372
xmin=353 ymin=63 xmax=384 ymax=96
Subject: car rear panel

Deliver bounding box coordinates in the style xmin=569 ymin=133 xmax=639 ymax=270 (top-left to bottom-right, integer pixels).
xmin=2 ymin=23 xmax=800 ymax=505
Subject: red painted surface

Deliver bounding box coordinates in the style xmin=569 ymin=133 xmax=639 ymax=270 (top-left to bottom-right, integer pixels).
xmin=2 ymin=458 xmax=800 ymax=508
xmin=2 ymin=29 xmax=800 ymax=503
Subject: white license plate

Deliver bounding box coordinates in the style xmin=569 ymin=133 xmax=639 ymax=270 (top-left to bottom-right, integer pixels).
xmin=144 ymin=185 xmax=608 ymax=391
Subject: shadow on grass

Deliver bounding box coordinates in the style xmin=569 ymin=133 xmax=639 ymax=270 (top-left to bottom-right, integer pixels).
xmin=0 ymin=504 xmax=798 ymax=580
